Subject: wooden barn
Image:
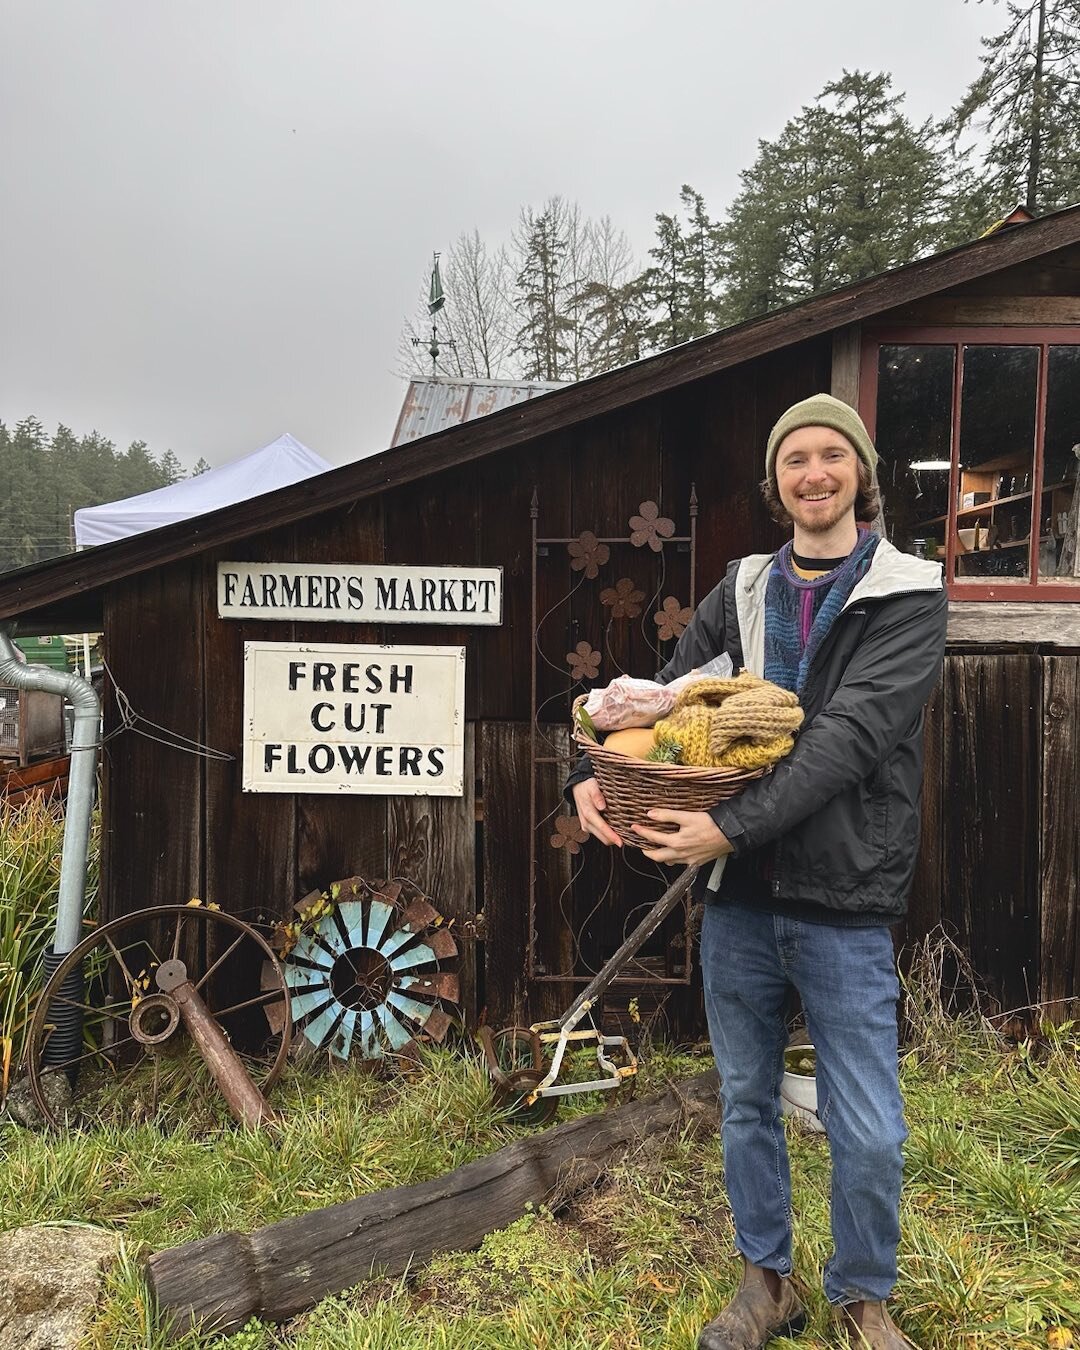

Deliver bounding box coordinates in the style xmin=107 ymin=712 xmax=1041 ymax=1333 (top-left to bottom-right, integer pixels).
xmin=3 ymin=204 xmax=1080 ymax=1043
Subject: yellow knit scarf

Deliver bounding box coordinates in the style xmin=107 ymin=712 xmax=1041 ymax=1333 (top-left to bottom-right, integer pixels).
xmin=654 ymin=671 xmax=803 ymax=770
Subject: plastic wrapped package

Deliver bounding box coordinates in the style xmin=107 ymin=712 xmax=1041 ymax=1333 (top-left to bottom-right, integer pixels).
xmin=581 ymin=653 xmax=734 ymax=731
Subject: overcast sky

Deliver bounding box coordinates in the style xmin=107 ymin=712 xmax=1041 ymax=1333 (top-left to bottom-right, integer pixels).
xmin=0 ymin=1 xmax=991 ymax=470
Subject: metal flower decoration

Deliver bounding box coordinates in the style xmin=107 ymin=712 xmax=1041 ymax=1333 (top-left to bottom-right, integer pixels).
xmin=550 ymin=814 xmax=588 ymax=855
xmin=600 ymin=577 xmax=646 ymax=620
xmin=566 ymin=641 xmax=601 ymax=681
xmin=628 ymin=501 xmax=676 ymax=552
xmin=567 ymin=530 xmax=610 ymax=579
xmin=282 ymin=877 xmax=459 ymax=1061
xmin=655 ymin=596 xmax=693 ymax=641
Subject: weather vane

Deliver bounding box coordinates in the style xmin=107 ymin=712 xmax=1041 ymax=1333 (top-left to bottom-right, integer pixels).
xmin=412 ymin=252 xmax=455 ymax=376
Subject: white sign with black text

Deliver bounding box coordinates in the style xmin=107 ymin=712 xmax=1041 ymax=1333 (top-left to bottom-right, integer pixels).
xmin=242 ymin=641 xmax=466 ymax=796
xmin=219 ymin=562 xmax=502 ymax=625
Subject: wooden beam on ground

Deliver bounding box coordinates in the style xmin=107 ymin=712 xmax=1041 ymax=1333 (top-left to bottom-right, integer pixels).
xmin=145 ymin=1070 xmax=720 ymax=1336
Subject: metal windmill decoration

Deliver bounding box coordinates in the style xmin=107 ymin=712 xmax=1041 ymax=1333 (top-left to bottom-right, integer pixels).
xmin=279 ymin=877 xmax=459 ymax=1060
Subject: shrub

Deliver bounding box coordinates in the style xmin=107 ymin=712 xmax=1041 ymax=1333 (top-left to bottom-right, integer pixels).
xmin=0 ymin=795 xmax=99 ymax=1100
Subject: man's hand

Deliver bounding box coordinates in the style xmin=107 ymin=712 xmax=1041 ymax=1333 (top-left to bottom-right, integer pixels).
xmin=571 ymin=778 xmax=623 ymax=848
xmin=632 ymin=809 xmax=733 ymax=865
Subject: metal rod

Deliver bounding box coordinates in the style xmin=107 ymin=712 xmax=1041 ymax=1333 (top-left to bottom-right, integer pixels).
xmin=528 ymin=487 xmax=539 ymax=980
xmin=557 ymin=866 xmax=697 ymax=1029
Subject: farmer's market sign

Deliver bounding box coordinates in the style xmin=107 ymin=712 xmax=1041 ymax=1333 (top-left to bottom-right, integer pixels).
xmin=242 ymin=641 xmax=465 ymax=796
xmin=219 ymin=562 xmax=502 ymax=625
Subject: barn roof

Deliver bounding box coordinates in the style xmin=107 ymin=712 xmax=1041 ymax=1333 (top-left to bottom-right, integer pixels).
xmin=391 ymin=376 xmax=566 ymax=445
xmin=3 ymin=201 xmax=1080 ymax=632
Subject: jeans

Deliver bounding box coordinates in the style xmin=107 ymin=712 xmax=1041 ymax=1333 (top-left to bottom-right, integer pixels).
xmin=700 ymin=902 xmax=907 ymax=1304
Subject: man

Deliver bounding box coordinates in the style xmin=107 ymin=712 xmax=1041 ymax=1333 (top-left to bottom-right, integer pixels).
xmin=570 ymin=394 xmax=947 ymax=1350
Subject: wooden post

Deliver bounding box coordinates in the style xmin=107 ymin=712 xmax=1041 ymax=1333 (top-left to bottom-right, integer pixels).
xmin=830 ymin=324 xmax=862 ymax=410
xmin=146 ymin=1070 xmax=720 ymax=1335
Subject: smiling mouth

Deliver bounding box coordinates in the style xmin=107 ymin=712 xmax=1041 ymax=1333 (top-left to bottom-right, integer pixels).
xmin=800 ymin=491 xmax=835 ymax=502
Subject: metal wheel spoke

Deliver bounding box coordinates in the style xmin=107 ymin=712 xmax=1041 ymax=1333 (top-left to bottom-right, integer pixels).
xmin=193 ymin=931 xmax=246 ymax=995
xmin=171 ymin=913 xmax=185 ymax=961
xmin=46 ymin=992 xmax=131 ymax=1021
xmin=212 ymin=987 xmax=288 ymax=1019
xmin=103 ymin=933 xmax=138 ymax=989
xmin=42 ymin=1031 xmax=142 ymax=1073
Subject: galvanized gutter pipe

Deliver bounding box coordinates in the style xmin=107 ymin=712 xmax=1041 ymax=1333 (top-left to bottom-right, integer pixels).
xmin=0 ymin=623 xmax=100 ymax=955
xmin=1 ymin=624 xmax=100 ymax=1076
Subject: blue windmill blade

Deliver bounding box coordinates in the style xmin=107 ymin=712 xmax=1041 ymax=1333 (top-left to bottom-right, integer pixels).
xmin=283 ymin=961 xmax=330 ymax=991
xmin=301 ymin=1003 xmax=346 ymax=1051
xmin=385 ymin=990 xmax=436 ymax=1028
xmin=365 ymin=901 xmax=395 ymax=950
xmin=290 ymin=931 xmax=334 ymax=971
xmin=358 ymin=1009 xmax=383 ymax=1059
xmin=289 ymin=987 xmax=335 ymax=1020
xmin=374 ymin=1004 xmax=414 ymax=1050
xmin=388 ymin=943 xmax=436 ymax=972
xmin=329 ymin=1008 xmax=358 ymax=1060
xmin=379 ymin=927 xmax=421 ymax=960
xmin=335 ymin=901 xmax=366 ymax=948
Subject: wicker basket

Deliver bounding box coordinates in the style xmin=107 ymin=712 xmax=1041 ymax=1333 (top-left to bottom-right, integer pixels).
xmin=572 ymin=694 xmax=766 ymax=848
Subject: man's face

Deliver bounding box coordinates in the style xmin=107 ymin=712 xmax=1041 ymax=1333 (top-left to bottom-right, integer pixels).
xmin=774 ymin=425 xmax=860 ymax=534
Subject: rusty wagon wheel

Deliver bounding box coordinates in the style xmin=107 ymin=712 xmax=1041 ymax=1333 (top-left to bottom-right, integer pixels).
xmin=26 ymin=904 xmax=291 ymax=1128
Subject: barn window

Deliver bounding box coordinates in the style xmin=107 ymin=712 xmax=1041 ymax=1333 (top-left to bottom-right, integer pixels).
xmin=862 ymin=329 xmax=1080 ymax=599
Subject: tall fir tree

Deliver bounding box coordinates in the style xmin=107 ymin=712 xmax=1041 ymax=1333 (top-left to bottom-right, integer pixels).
xmin=950 ymin=0 xmax=1080 ymax=215
xmin=513 ymin=199 xmax=577 ymax=382
xmin=719 ymin=71 xmax=953 ymax=322
xmin=639 ymin=186 xmax=724 ymax=352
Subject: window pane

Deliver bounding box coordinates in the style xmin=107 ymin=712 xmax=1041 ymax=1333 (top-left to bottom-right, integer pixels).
xmin=953 ymin=346 xmax=1039 ymax=584
xmin=1039 ymin=346 xmax=1080 ymax=580
xmin=875 ymin=344 xmax=955 ymax=561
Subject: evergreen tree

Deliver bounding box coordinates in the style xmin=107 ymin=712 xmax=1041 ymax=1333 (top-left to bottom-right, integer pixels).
xmin=639 ymin=187 xmax=723 ymax=352
xmin=192 ymin=457 xmax=212 ymax=476
xmin=950 ymin=0 xmax=1080 ymax=215
xmin=158 ymin=449 xmax=186 ymax=484
xmin=513 ymin=199 xmax=577 ymax=381
xmin=719 ymin=72 xmax=952 ymax=322
xmin=0 ymin=419 xmax=174 ymax=572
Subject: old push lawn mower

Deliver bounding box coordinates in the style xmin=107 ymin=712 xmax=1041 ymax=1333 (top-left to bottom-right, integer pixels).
xmin=477 ymin=865 xmax=697 ymax=1125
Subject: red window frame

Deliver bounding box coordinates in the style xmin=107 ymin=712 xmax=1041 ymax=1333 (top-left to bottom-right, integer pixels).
xmin=860 ymin=326 xmax=1080 ymax=602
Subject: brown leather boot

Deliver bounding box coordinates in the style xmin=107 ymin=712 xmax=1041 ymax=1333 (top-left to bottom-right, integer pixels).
xmin=838 ymin=1300 xmax=921 ymax=1349
xmin=697 ymin=1257 xmax=807 ymax=1349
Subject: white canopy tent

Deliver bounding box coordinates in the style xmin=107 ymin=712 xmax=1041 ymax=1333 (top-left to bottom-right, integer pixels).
xmin=73 ymin=433 xmax=332 ymax=547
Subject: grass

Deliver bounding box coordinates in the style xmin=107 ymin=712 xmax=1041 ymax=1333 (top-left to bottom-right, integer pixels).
xmin=0 ymin=795 xmax=99 ymax=1100
xmin=1 ymin=998 xmax=1078 ymax=1350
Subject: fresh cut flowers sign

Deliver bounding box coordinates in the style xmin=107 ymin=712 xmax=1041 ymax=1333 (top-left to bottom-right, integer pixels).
xmin=242 ymin=641 xmax=465 ymax=796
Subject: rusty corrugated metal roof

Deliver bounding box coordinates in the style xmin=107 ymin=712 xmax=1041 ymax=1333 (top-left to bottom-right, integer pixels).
xmin=391 ymin=376 xmax=566 ymax=446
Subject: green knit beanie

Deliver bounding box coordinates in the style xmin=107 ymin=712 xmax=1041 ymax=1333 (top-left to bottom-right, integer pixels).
xmin=765 ymin=393 xmax=878 ymax=484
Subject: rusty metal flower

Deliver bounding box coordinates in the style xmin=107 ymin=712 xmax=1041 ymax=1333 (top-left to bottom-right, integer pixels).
xmin=655 ymin=596 xmax=693 ymax=641
xmin=628 ymin=501 xmax=675 ymax=552
xmin=550 ymin=814 xmax=588 ymax=855
xmin=600 ymin=576 xmax=645 ymax=620
xmin=567 ymin=530 xmax=610 ymax=578
xmin=566 ymin=642 xmax=601 ymax=681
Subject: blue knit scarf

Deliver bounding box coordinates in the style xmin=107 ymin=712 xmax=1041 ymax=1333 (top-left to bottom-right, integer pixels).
xmin=763 ymin=530 xmax=879 ymax=695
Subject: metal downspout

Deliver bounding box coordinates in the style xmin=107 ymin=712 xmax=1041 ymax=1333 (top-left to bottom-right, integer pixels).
xmin=2 ymin=623 xmax=100 ymax=1078
xmin=0 ymin=623 xmax=100 ymax=955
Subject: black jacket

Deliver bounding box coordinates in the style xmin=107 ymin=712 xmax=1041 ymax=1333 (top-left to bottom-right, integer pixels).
xmin=569 ymin=540 xmax=948 ymax=922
